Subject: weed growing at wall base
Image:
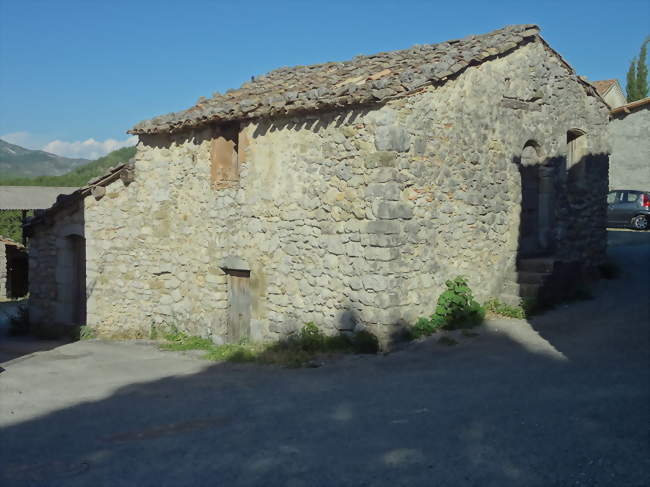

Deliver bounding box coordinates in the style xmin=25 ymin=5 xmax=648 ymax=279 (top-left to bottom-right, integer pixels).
xmin=409 ymin=276 xmax=485 ymax=338
xmin=484 ymin=299 xmax=528 ymax=319
xmin=159 ymin=323 xmax=379 ymax=367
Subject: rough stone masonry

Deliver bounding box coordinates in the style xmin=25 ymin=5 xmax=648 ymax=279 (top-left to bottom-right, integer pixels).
xmin=26 ymin=24 xmax=610 ymax=344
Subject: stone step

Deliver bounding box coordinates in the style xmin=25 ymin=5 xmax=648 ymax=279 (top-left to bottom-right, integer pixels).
xmin=501 ymin=281 xmax=543 ymax=298
xmin=517 ymin=258 xmax=555 ymax=273
xmin=516 ymin=271 xmax=548 ymax=285
xmin=518 ymin=282 xmax=543 ymax=298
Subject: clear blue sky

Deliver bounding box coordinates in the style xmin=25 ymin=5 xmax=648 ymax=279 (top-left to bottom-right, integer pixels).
xmin=0 ymin=0 xmax=648 ymax=158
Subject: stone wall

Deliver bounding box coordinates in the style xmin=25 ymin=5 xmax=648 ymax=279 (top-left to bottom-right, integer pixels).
xmin=33 ymin=40 xmax=608 ymax=343
xmin=609 ymin=106 xmax=650 ymax=191
xmin=27 ymin=202 xmax=84 ymax=325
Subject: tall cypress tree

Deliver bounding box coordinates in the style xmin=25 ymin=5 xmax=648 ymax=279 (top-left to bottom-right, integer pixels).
xmin=626 ymin=58 xmax=638 ymax=102
xmin=627 ymin=37 xmax=649 ymax=102
xmin=636 ymin=38 xmax=648 ymax=99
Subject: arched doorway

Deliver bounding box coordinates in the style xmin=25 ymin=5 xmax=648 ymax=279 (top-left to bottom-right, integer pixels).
xmin=55 ymin=233 xmax=86 ymax=325
xmin=518 ymin=141 xmax=556 ymax=257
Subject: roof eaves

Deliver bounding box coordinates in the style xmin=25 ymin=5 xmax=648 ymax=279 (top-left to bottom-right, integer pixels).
xmin=24 ymin=163 xmax=130 ymax=232
xmin=610 ymin=97 xmax=650 ymax=116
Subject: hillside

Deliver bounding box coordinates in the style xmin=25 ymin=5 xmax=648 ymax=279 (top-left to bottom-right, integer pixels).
xmin=0 ymin=145 xmax=137 ymax=188
xmin=0 ymin=145 xmax=137 ymax=241
xmin=0 ymin=139 xmax=90 ymax=178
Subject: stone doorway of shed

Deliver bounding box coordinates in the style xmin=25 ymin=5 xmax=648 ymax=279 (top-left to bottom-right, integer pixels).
xmin=55 ymin=234 xmax=86 ymax=326
xmin=518 ymin=141 xmax=556 ymax=258
xmin=219 ymin=255 xmax=253 ymax=344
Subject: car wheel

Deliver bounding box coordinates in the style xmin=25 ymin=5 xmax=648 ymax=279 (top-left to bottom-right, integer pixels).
xmin=631 ymin=215 xmax=648 ymax=230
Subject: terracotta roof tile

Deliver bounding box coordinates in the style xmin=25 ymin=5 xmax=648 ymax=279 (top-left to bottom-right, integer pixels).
xmin=129 ymin=24 xmax=542 ymax=135
xmin=591 ymin=79 xmax=617 ymax=96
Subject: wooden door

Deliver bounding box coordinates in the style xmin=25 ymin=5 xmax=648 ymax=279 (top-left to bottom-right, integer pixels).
xmin=226 ymin=270 xmax=251 ymax=343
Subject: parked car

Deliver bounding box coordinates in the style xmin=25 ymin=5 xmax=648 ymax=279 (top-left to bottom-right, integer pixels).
xmin=607 ymin=190 xmax=650 ymax=230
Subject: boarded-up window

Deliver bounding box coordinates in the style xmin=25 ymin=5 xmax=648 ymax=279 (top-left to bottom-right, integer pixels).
xmin=211 ymin=124 xmax=239 ymax=188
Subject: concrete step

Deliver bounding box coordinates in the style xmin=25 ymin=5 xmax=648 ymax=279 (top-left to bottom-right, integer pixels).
xmin=517 ymin=258 xmax=555 ymax=273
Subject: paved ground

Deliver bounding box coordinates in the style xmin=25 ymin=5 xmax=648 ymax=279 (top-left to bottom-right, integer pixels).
xmin=0 ymin=299 xmax=70 ymax=363
xmin=1 ymin=230 xmax=648 ymax=486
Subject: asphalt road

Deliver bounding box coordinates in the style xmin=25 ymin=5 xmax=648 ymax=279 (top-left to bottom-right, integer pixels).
xmin=1 ymin=231 xmax=648 ymax=487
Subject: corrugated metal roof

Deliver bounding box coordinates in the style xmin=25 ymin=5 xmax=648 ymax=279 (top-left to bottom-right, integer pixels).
xmin=0 ymin=186 xmax=78 ymax=210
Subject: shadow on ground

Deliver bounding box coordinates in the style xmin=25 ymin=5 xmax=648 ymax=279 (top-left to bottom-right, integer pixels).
xmin=0 ymin=299 xmax=71 ymax=363
xmin=0 ymin=233 xmax=648 ymax=487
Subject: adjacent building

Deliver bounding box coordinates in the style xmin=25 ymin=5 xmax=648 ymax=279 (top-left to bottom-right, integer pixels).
xmin=592 ymin=79 xmax=627 ymax=109
xmin=608 ymin=97 xmax=650 ymax=191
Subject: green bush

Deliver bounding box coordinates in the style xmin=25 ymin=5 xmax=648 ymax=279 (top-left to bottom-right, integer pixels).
xmin=410 ymin=315 xmax=445 ymax=338
xmin=350 ymin=329 xmax=380 ymax=354
xmin=410 ymin=276 xmax=485 ymax=338
xmin=435 ymin=276 xmax=485 ymax=327
xmin=296 ymin=322 xmax=325 ymax=352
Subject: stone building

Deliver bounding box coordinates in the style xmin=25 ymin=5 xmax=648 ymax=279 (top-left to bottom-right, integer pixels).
xmin=25 ymin=24 xmax=610 ymax=343
xmin=591 ymin=79 xmax=626 ymax=109
xmin=608 ymin=97 xmax=650 ymax=191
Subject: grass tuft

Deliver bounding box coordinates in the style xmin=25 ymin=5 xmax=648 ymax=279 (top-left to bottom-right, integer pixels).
xmin=484 ymin=299 xmax=528 ymax=319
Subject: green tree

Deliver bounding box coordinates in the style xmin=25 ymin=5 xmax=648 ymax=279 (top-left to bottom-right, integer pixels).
xmin=636 ymin=37 xmax=649 ymax=99
xmin=626 ymin=58 xmax=638 ymax=102
xmin=627 ymin=37 xmax=649 ymax=102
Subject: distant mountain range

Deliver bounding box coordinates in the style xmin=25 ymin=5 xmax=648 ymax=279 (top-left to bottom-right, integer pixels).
xmin=0 ymin=142 xmax=137 ymax=242
xmin=0 ymin=139 xmax=90 ymax=178
xmin=0 ymin=143 xmax=137 ymax=188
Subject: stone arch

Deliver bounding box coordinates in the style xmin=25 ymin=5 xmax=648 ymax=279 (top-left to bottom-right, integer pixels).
xmin=57 ymin=223 xmax=84 ymax=239
xmin=517 ymin=138 xmax=556 ymax=257
xmin=566 ymin=128 xmax=588 ymax=188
